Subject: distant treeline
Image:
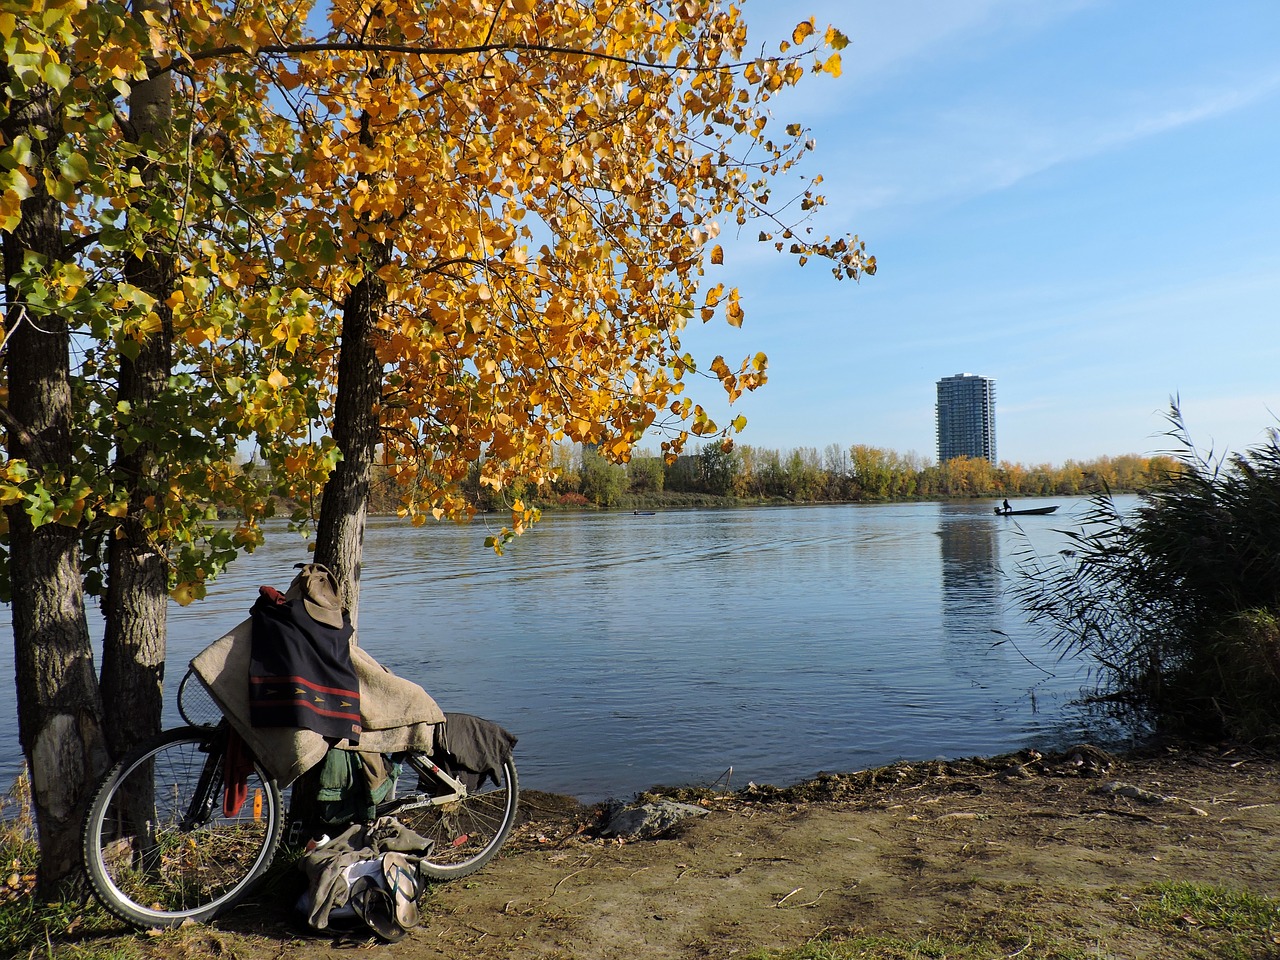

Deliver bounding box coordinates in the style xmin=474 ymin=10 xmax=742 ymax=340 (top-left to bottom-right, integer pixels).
xmin=374 ymin=443 xmax=1178 ymax=513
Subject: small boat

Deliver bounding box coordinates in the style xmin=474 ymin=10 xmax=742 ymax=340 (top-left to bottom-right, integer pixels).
xmin=632 ymin=511 xmax=656 ymax=516
xmin=995 ymin=505 xmax=1059 ymax=516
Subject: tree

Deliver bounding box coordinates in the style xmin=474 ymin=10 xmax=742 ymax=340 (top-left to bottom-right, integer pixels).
xmin=626 ymin=452 xmax=665 ymax=494
xmin=850 ymin=444 xmax=893 ymax=499
xmin=580 ymin=445 xmax=627 ymax=507
xmin=256 ymin=2 xmax=871 ymax=580
xmin=784 ymin=446 xmax=822 ymax=500
xmin=2 ymin=0 xmax=873 ymax=891
xmin=99 ymin=0 xmax=177 ymax=766
xmin=1 ymin=0 xmax=316 ymax=891
xmin=700 ymin=442 xmax=740 ymax=497
xmin=0 ymin=20 xmax=109 ymax=889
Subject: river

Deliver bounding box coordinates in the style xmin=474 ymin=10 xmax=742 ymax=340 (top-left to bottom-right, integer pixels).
xmin=0 ymin=498 xmax=1116 ymax=801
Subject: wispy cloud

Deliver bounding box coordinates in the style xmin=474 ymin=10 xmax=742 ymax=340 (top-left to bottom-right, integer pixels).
xmin=750 ymin=0 xmax=1099 ymax=88
xmin=843 ymin=69 xmax=1280 ymax=218
xmin=749 ymin=1 xmax=1280 ymax=223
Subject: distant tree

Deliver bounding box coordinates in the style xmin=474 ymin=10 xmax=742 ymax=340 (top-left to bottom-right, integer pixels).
xmin=627 ymin=454 xmax=665 ymax=494
xmin=663 ymin=454 xmax=699 ymax=493
xmin=850 ymin=444 xmax=893 ymax=499
xmin=733 ymin=444 xmax=763 ymax=498
xmin=700 ymin=443 xmax=741 ymax=496
xmin=785 ymin=446 xmax=824 ymax=500
xmin=581 ymin=447 xmax=627 ymax=507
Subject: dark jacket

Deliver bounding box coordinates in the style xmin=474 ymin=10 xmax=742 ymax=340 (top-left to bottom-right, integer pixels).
xmin=248 ymin=588 xmax=361 ymax=743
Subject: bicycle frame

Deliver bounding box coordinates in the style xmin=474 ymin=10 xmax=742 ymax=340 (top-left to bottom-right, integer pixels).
xmin=180 ymin=723 xmax=229 ymax=831
xmin=381 ymin=753 xmax=470 ymax=813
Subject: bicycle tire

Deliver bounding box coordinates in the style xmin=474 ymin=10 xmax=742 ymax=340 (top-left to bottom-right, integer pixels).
xmin=391 ymin=755 xmax=519 ymax=881
xmin=176 ymin=668 xmax=222 ymax=729
xmin=82 ymin=725 xmax=284 ymax=928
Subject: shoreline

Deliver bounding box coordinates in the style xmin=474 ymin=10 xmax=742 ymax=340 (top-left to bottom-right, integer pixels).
xmin=18 ymin=739 xmax=1280 ymax=959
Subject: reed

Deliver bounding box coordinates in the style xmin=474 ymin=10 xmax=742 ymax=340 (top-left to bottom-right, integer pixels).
xmin=1011 ymin=401 xmax=1280 ymax=741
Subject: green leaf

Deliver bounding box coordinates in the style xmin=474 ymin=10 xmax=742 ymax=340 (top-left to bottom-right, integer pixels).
xmin=1 ymin=134 xmax=32 ymax=170
xmin=43 ymin=61 xmax=71 ymax=92
xmin=60 ymin=152 xmax=89 ymax=183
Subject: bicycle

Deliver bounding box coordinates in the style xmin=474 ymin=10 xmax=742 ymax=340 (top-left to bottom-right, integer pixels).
xmin=81 ymin=669 xmax=519 ymax=930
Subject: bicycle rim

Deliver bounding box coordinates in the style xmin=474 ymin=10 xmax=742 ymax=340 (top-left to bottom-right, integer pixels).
xmin=82 ymin=726 xmax=283 ymax=928
xmin=397 ymin=755 xmax=519 ymax=880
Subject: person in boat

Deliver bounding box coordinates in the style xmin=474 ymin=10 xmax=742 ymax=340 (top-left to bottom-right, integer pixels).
xmin=1001 ymin=498 xmax=1012 ymax=515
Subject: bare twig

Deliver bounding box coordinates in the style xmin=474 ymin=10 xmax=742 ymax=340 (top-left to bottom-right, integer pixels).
xmin=779 ymin=888 xmax=830 ymax=909
xmin=550 ymin=868 xmax=588 ymax=897
xmin=1004 ymin=935 xmax=1033 ymax=958
xmin=774 ymin=887 xmax=803 ymax=907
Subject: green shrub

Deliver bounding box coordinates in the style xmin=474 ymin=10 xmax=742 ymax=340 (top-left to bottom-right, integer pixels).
xmin=1012 ymin=402 xmax=1280 ymax=741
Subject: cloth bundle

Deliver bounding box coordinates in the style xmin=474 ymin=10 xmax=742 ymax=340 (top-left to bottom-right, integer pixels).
xmin=298 ymin=817 xmax=432 ymax=941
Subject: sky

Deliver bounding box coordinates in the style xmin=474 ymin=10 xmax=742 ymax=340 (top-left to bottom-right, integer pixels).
xmin=672 ymin=0 xmax=1280 ymax=467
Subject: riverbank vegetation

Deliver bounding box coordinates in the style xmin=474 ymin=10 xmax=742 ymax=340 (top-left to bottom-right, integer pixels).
xmin=373 ymin=443 xmax=1178 ymax=514
xmin=1012 ymin=407 xmax=1280 ymax=744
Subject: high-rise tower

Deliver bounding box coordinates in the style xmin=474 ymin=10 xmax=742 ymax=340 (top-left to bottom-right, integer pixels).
xmin=936 ymin=373 xmax=997 ymax=463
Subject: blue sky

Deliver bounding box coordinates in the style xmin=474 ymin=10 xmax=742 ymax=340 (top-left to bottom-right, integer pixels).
xmin=674 ymin=0 xmax=1280 ymax=466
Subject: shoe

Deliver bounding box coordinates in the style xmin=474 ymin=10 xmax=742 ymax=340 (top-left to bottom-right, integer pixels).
xmin=382 ymin=852 xmax=421 ymax=930
xmin=347 ymin=874 xmax=406 ymax=943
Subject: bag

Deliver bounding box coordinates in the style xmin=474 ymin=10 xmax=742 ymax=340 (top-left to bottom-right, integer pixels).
xmin=315 ymin=748 xmax=400 ymax=827
xmin=299 ymin=850 xmax=422 ymax=942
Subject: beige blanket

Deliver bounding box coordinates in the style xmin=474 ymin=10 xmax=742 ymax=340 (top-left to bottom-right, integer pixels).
xmin=190 ymin=619 xmax=444 ymax=786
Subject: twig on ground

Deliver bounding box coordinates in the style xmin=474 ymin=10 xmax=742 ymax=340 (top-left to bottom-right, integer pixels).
xmin=1004 ymin=935 xmax=1033 ymax=958
xmin=774 ymin=887 xmax=803 ymax=907
xmin=550 ymin=868 xmax=588 ymax=896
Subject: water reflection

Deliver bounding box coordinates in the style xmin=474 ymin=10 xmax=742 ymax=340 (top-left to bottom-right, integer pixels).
xmin=938 ymin=501 xmax=1001 ymax=637
xmin=0 ymin=500 xmax=1103 ymax=799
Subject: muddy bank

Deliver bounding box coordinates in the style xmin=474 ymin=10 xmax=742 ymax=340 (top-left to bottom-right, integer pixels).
xmin=110 ymin=742 xmax=1280 ymax=960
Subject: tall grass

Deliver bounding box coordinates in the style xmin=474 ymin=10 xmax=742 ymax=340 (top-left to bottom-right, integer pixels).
xmin=1 ymin=769 xmax=37 ymax=896
xmin=0 ymin=770 xmax=129 ymax=958
xmin=1011 ymin=402 xmax=1280 ymax=741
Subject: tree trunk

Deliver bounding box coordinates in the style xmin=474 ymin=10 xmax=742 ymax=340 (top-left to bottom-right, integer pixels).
xmin=295 ymin=252 xmax=386 ymax=836
xmin=2 ymin=84 xmax=108 ymax=896
xmin=313 ymin=263 xmax=387 ymax=623
xmin=101 ymin=4 xmax=175 ymax=760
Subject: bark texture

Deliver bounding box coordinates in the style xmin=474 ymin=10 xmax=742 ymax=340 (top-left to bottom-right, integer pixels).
xmin=2 ymin=83 xmax=108 ymax=895
xmin=313 ymin=104 xmax=390 ymax=623
xmin=313 ymin=265 xmax=386 ymax=623
xmin=101 ymin=20 xmax=174 ymax=760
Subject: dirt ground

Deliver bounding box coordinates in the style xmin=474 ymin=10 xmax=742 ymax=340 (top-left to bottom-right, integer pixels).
xmin=118 ymin=743 xmax=1280 ymax=959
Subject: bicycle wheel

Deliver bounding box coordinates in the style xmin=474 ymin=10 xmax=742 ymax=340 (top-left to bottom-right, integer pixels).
xmin=393 ymin=754 xmax=519 ymax=881
xmin=82 ymin=725 xmax=284 ymax=928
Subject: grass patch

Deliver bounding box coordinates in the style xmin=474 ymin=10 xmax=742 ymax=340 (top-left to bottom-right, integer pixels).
xmin=1135 ymin=881 xmax=1280 ymax=957
xmin=737 ymin=883 xmax=1280 ymax=960
xmin=740 ymin=932 xmax=1101 ymax=960
xmin=742 ymin=936 xmax=994 ymax=960
xmin=0 ymin=770 xmax=135 ymax=960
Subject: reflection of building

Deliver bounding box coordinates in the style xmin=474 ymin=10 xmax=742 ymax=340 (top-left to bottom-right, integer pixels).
xmin=938 ymin=504 xmax=1000 ymax=632
xmin=936 ymin=373 xmax=997 ymax=463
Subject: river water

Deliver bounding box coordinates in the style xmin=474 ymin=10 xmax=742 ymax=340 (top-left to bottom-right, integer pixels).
xmin=0 ymin=498 xmax=1115 ymax=801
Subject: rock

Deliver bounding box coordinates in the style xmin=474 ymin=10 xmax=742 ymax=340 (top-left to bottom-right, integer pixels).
xmin=999 ymin=766 xmax=1029 ymax=780
xmin=1064 ymin=744 xmax=1115 ymax=776
xmin=597 ymin=800 xmax=709 ymax=840
xmin=1093 ymin=781 xmax=1170 ymax=804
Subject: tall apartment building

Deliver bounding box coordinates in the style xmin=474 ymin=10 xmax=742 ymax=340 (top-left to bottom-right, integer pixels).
xmin=936 ymin=373 xmax=997 ymax=464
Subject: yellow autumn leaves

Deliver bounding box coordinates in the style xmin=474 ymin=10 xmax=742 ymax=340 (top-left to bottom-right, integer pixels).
xmin=2 ymin=2 xmax=870 ymax=567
